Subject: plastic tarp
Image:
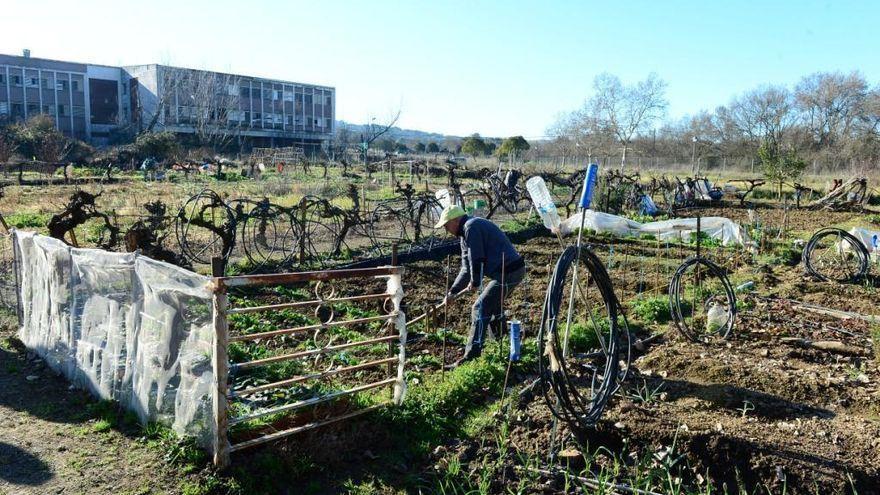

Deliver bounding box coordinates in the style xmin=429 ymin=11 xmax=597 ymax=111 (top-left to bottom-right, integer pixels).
xmin=559 ymin=210 xmax=751 ymax=247
xmin=14 ymin=231 xmax=216 ymax=451
xmin=847 ymin=227 xmax=880 ymax=254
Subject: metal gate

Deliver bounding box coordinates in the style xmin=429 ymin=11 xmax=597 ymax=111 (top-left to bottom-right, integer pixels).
xmin=210 ymin=265 xmax=406 ymax=468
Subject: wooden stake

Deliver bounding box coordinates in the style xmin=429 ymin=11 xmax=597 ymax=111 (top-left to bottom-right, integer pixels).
xmin=211 ymin=282 xmax=230 ymax=469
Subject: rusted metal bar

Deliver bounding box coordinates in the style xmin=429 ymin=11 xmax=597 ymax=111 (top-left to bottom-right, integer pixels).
xmin=228 ymin=313 xmax=398 ymax=343
xmin=211 ymin=284 xmax=231 ymax=469
xmin=230 ymin=356 xmax=398 ymax=397
xmin=228 ymin=402 xmax=388 ymax=453
xmin=228 ymin=377 xmax=396 ymax=426
xmin=216 ymin=266 xmax=401 ymax=289
xmin=232 ymin=334 xmax=399 ymax=370
xmin=228 ymin=292 xmax=388 ymax=315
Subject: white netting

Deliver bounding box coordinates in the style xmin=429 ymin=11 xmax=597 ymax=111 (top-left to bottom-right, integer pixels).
xmin=14 ymin=231 xmax=216 ymax=451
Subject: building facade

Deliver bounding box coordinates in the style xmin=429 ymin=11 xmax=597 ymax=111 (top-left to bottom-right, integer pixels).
xmin=0 ymin=51 xmax=334 ymax=152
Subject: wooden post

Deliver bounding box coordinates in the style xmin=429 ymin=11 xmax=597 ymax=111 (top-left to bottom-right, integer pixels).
xmin=211 ymin=258 xmax=230 ymax=469
xmin=211 ymin=257 xmax=225 ymax=278
xmin=389 ymin=243 xmax=398 ymax=398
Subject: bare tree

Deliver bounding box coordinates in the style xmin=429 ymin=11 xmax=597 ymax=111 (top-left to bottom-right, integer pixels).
xmin=722 ymin=85 xmax=797 ymax=152
xmin=163 ymin=68 xmax=243 ymax=152
xmin=360 ymin=109 xmax=401 ymax=163
xmin=795 ymin=71 xmax=868 ymax=152
xmin=587 ymin=72 xmax=667 ymax=169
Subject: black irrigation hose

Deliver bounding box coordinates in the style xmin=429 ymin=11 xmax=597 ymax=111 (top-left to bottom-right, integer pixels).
xmin=537 ymin=245 xmax=625 ymax=431
xmin=803 ymin=227 xmax=869 ymax=283
xmin=668 ymin=256 xmax=736 ymax=342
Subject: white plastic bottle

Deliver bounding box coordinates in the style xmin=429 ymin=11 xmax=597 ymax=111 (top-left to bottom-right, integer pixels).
xmin=525 ymin=176 xmax=561 ymax=231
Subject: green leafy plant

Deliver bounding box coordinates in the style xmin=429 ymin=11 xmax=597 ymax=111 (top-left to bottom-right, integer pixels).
xmin=631 ymin=296 xmax=671 ymax=324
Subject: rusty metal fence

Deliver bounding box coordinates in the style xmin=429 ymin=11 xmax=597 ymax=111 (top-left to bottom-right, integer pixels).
xmin=210 ymin=264 xmax=407 ymax=468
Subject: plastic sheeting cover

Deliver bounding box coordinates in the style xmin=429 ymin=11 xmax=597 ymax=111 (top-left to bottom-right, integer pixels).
xmin=559 ymin=210 xmax=751 ymax=247
xmin=14 ymin=231 xmax=216 ymax=452
xmin=848 ymin=227 xmax=880 ymax=254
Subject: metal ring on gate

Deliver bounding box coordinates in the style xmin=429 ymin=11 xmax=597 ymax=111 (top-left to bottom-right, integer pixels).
xmin=314 ymin=304 xmax=335 ymax=324
xmin=314 ymin=281 xmax=337 ymax=301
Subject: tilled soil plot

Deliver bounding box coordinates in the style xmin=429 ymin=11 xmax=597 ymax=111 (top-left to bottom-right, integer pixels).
xmin=389 ymin=223 xmax=880 ymax=493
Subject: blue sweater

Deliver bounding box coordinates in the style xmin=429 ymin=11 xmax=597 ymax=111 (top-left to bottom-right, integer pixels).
xmin=450 ymin=216 xmax=523 ymax=293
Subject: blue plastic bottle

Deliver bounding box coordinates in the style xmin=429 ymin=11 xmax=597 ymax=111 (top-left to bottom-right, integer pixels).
xmin=579 ymin=163 xmax=600 ymax=209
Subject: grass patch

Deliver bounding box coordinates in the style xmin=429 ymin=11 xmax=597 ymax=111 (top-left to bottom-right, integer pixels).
xmin=6 ymin=212 xmax=50 ymax=229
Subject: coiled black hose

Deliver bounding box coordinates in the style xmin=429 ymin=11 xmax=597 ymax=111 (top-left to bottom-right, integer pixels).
xmin=803 ymin=227 xmax=869 ymax=283
xmin=668 ymin=256 xmax=736 ymax=342
xmin=537 ymin=245 xmax=627 ymax=431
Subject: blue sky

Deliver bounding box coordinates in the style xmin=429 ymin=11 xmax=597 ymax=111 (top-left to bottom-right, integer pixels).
xmin=2 ymin=0 xmax=878 ymax=138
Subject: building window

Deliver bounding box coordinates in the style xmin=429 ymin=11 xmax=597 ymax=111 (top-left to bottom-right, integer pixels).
xmin=42 ymin=105 xmax=55 ymax=115
xmin=0 ymin=74 xmax=5 ymax=84
xmin=26 ymin=77 xmax=39 ymax=88
xmin=56 ymin=80 xmax=68 ymax=91
xmin=72 ymin=105 xmax=85 ymax=118
xmin=57 ymin=104 xmax=67 ymax=116
xmin=71 ymin=80 xmax=80 ymax=91
xmin=12 ymin=75 xmax=22 ymax=86
xmin=27 ymin=104 xmax=39 ymax=115
xmin=239 ymin=86 xmax=250 ymax=98
xmin=0 ymin=102 xmax=8 ymax=115
xmin=251 ymin=88 xmax=261 ymax=99
xmin=11 ymin=104 xmax=23 ymax=118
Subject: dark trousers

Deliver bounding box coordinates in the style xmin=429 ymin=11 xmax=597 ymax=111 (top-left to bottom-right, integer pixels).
xmin=464 ymin=266 xmax=526 ymax=357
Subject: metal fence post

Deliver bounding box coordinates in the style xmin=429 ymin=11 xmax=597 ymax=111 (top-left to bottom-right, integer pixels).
xmin=211 ymin=257 xmax=230 ymax=469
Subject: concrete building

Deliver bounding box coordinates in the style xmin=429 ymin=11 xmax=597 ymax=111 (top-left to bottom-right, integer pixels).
xmin=0 ymin=50 xmax=334 ymax=152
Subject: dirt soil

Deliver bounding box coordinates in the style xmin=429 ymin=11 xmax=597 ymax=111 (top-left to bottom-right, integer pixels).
xmin=0 ymin=333 xmax=202 ymax=495
xmin=3 ymin=203 xmax=880 ymax=494
xmin=391 ymin=220 xmax=880 ymax=493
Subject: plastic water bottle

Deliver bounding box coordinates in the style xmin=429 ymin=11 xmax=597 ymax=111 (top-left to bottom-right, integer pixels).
xmin=579 ymin=163 xmax=599 ymax=209
xmin=435 ymin=188 xmax=452 ymax=208
xmin=525 ymin=176 xmax=560 ymax=231
xmin=508 ymin=320 xmax=522 ymax=361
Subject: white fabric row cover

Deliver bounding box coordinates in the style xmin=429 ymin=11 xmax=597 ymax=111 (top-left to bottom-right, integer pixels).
xmin=559 ymin=210 xmax=751 ymax=247
xmin=14 ymin=231 xmax=216 ymax=451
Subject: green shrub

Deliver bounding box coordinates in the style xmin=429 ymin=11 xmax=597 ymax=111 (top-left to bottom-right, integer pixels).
xmin=134 ymin=131 xmax=179 ymax=160
xmin=631 ymin=296 xmax=671 ymax=324
xmin=6 ymin=212 xmax=50 ymax=229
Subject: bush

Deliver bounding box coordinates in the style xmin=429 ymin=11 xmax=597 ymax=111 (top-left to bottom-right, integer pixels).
xmin=134 ymin=131 xmax=179 ymax=160
xmin=6 ymin=212 xmax=50 ymax=229
xmin=9 ymin=115 xmax=82 ymax=162
xmin=631 ymin=296 xmax=671 ymax=324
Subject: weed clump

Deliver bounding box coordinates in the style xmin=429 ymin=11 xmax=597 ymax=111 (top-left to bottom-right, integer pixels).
xmin=631 ymin=296 xmax=671 ymax=324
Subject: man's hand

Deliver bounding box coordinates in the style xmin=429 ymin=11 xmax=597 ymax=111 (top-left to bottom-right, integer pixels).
xmin=442 ymin=284 xmax=474 ymax=306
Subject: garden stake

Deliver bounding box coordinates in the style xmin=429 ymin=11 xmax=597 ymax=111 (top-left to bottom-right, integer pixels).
xmin=550 ymin=176 xmax=592 ymax=463
xmin=442 ymin=254 xmax=451 ymax=377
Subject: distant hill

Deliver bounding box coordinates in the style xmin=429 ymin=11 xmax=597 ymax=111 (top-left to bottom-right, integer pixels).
xmin=336 ymin=120 xmax=459 ymax=143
